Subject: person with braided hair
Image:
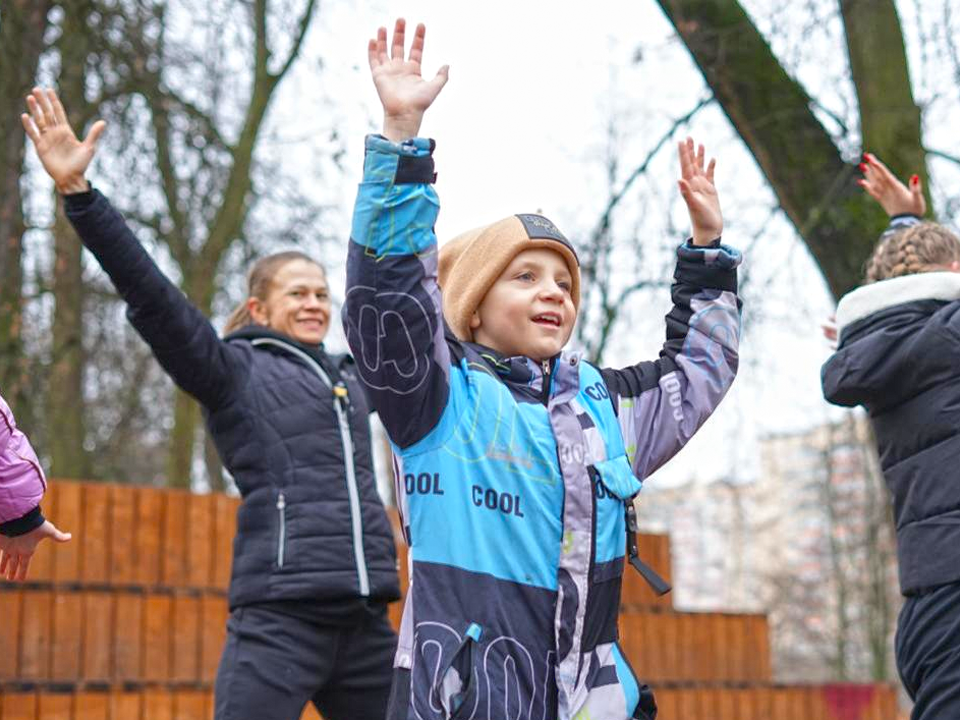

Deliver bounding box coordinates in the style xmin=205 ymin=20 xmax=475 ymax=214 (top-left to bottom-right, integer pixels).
xmin=822 ymin=153 xmax=960 ymax=720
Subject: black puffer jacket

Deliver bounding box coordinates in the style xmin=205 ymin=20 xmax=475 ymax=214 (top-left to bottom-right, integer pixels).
xmin=66 ymin=189 xmax=400 ymax=610
xmin=822 ymin=269 xmax=960 ymax=595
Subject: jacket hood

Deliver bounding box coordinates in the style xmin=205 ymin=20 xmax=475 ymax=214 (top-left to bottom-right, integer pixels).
xmin=823 ymin=272 xmax=960 ymax=410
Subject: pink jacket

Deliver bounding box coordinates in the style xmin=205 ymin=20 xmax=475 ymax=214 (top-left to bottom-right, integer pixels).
xmin=0 ymin=392 xmax=46 ymax=535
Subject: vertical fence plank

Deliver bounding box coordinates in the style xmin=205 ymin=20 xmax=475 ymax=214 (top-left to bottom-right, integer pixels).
xmin=0 ymin=589 xmax=22 ymax=679
xmin=135 ymin=490 xmax=163 ymax=588
xmin=753 ymin=615 xmax=772 ymax=681
xmin=28 ymin=485 xmax=57 ymax=583
xmin=655 ymin=688 xmax=679 ymax=720
xmin=19 ymin=590 xmax=52 ymax=681
xmin=695 ymin=613 xmax=718 ymax=684
xmin=171 ymin=595 xmax=200 ymax=683
xmin=172 ymin=691 xmax=205 ymax=720
xmin=81 ymin=483 xmax=111 ymax=584
xmin=728 ymin=614 xmax=746 ymax=682
xmin=142 ymin=690 xmax=172 ymax=720
xmin=37 ymin=694 xmax=72 ymax=720
xmin=113 ymin=593 xmax=142 ymax=682
xmin=660 ymin=613 xmax=680 ymax=682
xmin=50 ymin=591 xmax=83 ymax=681
xmin=82 ymin=591 xmax=113 ymax=683
xmin=161 ymin=492 xmax=188 ymax=589
xmin=673 ymin=612 xmax=694 ymax=685
xmin=109 ymin=485 xmax=137 ymax=586
xmin=52 ymin=483 xmax=83 ymax=583
xmin=200 ymin=594 xmax=228 ymax=683
xmin=187 ymin=494 xmax=215 ymax=589
xmin=141 ymin=594 xmax=171 ymax=683
xmin=75 ymin=692 xmax=108 ymax=720
xmin=733 ymin=689 xmax=756 ymax=720
xmin=108 ymin=691 xmax=141 ymax=720
xmin=1 ymin=692 xmax=37 ymax=720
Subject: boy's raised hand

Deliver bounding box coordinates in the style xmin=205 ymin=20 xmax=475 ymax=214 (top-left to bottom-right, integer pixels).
xmin=369 ymin=19 xmax=449 ymax=142
xmin=859 ymin=153 xmax=925 ymax=218
xmin=22 ymin=87 xmax=104 ymax=195
xmin=677 ymin=137 xmax=723 ymax=246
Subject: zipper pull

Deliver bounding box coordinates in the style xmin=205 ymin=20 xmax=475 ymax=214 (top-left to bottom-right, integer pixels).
xmin=276 ymin=492 xmax=286 ymax=510
xmin=333 ymin=381 xmax=350 ymax=408
xmin=542 ymin=359 xmax=551 ymax=376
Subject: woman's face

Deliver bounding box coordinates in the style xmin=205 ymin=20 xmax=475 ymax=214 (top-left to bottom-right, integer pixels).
xmin=248 ymin=259 xmax=331 ymax=345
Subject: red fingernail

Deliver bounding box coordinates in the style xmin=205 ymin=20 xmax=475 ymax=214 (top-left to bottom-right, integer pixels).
xmin=858 ymin=163 xmax=866 ymax=172
xmin=862 ymin=153 xmax=869 ymax=161
xmin=911 ymin=174 xmax=919 ymax=184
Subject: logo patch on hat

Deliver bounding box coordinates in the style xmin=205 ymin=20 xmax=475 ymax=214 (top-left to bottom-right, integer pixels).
xmin=515 ymin=214 xmax=579 ymax=262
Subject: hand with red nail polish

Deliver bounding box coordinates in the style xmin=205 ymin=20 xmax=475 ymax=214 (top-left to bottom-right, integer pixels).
xmin=858 ymin=152 xmax=926 ymax=218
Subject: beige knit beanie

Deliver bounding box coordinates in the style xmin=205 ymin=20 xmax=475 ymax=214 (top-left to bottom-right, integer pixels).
xmin=438 ymin=214 xmax=580 ymax=342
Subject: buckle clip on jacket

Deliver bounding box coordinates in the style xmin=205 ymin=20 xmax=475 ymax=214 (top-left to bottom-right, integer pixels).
xmin=333 ymin=382 xmax=350 ymax=408
xmin=626 ymin=503 xmax=671 ymax=596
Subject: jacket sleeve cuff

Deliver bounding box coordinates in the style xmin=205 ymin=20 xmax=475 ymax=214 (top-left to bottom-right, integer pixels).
xmin=675 ymin=238 xmax=741 ymax=292
xmin=63 ymin=184 xmax=97 ymax=210
xmin=881 ymin=214 xmax=921 ymax=238
xmin=363 ymin=135 xmax=436 ymax=185
xmin=0 ymin=505 xmax=45 ymax=537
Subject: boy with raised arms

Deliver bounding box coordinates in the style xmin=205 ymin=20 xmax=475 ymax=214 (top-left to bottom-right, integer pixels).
xmin=344 ymin=19 xmax=742 ymax=720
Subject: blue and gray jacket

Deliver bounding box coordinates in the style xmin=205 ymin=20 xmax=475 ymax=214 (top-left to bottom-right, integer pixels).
xmin=343 ymin=136 xmax=742 ymax=720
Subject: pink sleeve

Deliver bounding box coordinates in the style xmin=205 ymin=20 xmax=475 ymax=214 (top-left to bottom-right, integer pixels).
xmin=0 ymin=393 xmax=47 ymax=525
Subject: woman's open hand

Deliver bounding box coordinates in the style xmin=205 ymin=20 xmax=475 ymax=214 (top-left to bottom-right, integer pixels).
xmin=21 ymin=87 xmax=104 ymax=194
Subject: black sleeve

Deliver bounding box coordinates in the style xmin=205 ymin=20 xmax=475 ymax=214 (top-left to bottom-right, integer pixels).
xmin=0 ymin=505 xmax=45 ymax=537
xmin=64 ymin=189 xmax=244 ymax=408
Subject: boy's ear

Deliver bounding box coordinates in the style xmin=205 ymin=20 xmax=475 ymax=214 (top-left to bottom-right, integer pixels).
xmin=469 ymin=312 xmax=481 ymax=330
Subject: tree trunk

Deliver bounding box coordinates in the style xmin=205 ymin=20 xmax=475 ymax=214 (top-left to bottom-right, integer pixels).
xmin=47 ymin=1 xmax=93 ymax=478
xmin=841 ymin=0 xmax=930 ymax=195
xmin=0 ymin=0 xmax=52 ymax=419
xmin=655 ymin=0 xmax=920 ymax=298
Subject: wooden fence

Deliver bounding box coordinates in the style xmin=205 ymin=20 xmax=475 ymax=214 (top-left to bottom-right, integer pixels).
xmin=0 ymin=480 xmax=900 ymax=719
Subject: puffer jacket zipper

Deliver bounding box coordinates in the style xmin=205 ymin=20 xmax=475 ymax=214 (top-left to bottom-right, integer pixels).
xmin=541 ymin=358 xmax=552 ymax=406
xmin=276 ymin=491 xmax=287 ymax=568
xmin=251 ymin=338 xmax=370 ymax=596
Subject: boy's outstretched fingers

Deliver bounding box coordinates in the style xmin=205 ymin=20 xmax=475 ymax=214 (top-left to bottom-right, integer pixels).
xmin=369 ymin=19 xmax=449 ymax=142
xmin=677 ymin=136 xmax=723 ymax=246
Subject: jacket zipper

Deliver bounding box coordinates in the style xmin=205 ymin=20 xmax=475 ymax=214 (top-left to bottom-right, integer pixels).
xmin=276 ymin=491 xmax=287 ymax=568
xmin=541 ymin=358 xmax=552 ymax=406
xmin=251 ymin=338 xmax=370 ymax=596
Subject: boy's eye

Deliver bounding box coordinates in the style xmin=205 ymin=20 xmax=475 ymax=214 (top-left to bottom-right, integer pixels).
xmin=517 ymin=272 xmax=534 ymax=282
xmin=558 ymin=281 xmax=572 ymax=292
xmin=291 ymin=290 xmax=304 ymax=297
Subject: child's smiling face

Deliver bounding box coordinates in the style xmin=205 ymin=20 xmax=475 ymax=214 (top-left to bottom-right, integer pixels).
xmin=470 ymin=248 xmax=577 ymax=362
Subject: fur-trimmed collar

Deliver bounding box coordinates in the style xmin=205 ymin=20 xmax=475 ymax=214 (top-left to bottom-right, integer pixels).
xmin=836 ymin=272 xmax=960 ymax=333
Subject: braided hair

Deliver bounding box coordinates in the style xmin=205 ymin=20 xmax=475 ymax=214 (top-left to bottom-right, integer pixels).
xmin=864 ymin=222 xmax=960 ymax=283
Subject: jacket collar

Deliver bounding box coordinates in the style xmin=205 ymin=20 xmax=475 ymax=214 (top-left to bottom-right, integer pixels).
xmin=836 ymin=272 xmax=960 ymax=333
xmin=224 ymin=325 xmax=336 ymax=371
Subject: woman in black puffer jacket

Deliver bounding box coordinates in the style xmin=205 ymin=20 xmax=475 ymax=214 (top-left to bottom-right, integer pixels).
xmin=23 ymin=87 xmax=399 ymax=720
xmin=822 ymin=153 xmax=960 ymax=720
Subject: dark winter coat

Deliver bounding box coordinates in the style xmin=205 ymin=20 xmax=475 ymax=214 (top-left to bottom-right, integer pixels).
xmin=65 ymin=189 xmax=400 ymax=611
xmin=822 ymin=255 xmax=960 ymax=595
